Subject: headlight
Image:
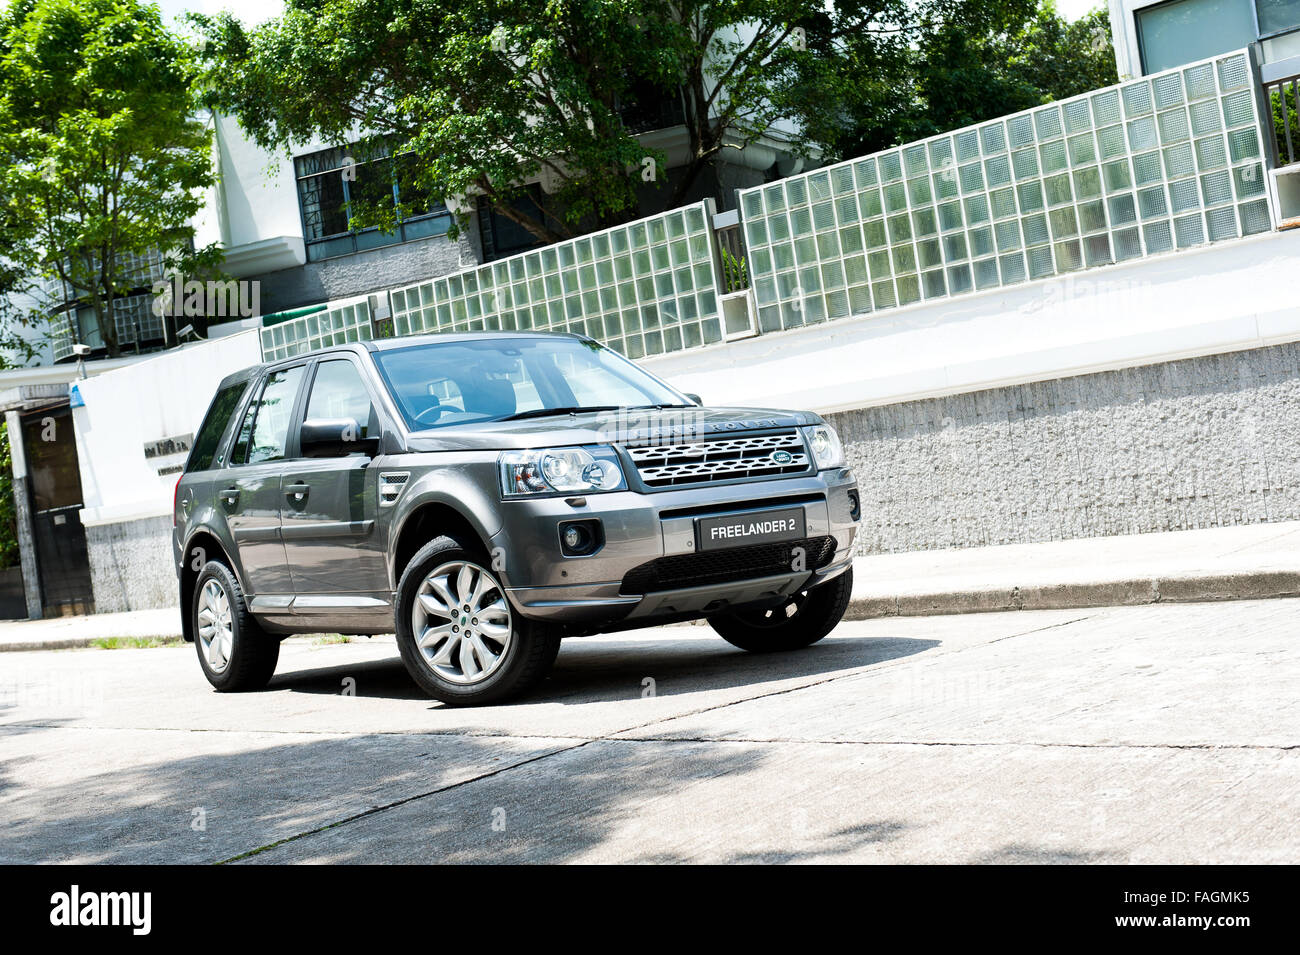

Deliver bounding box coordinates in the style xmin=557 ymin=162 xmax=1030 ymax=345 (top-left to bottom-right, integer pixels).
xmin=500 ymin=446 xmax=626 ymax=497
xmin=801 ymin=424 xmax=845 ymax=470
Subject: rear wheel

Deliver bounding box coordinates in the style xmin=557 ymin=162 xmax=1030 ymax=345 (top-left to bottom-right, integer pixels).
xmin=193 ymin=560 xmax=279 ymax=691
xmin=708 ymin=568 xmax=853 ymax=652
xmin=395 ymin=536 xmax=560 ymax=706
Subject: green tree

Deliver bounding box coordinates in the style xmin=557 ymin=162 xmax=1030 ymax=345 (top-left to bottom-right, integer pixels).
xmin=806 ymin=2 xmax=1118 ymax=159
xmin=0 ymin=0 xmax=217 ymax=358
xmin=195 ymin=0 xmax=1065 ymax=244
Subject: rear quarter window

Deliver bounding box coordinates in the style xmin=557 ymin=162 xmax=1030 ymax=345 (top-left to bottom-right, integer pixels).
xmin=185 ymin=380 xmax=249 ymax=473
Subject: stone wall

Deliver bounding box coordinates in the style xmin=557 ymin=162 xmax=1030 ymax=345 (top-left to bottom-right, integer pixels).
xmin=85 ymin=515 xmax=176 ymax=613
xmin=828 ymin=342 xmax=1300 ymax=554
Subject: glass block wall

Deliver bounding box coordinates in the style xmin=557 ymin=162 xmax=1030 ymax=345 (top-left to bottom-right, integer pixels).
xmin=389 ymin=201 xmax=724 ymax=360
xmin=260 ymin=296 xmax=373 ymax=362
xmin=50 ymin=314 xmax=75 ymax=362
xmin=737 ymin=50 xmax=1274 ymax=333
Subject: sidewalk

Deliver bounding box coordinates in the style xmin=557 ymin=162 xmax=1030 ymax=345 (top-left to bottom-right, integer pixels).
xmin=849 ymin=520 xmax=1300 ymax=618
xmin=4 ymin=521 xmax=1300 ymax=651
xmin=0 ymin=607 xmax=181 ymax=652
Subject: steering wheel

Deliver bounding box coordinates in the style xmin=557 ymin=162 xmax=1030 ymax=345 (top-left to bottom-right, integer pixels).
xmin=408 ymin=392 xmax=442 ymax=426
xmin=412 ymin=403 xmax=443 ymax=426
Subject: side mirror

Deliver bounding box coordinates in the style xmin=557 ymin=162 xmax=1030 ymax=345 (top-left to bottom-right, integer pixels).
xmin=300 ymin=417 xmax=379 ymax=458
xmin=685 ymin=393 xmax=703 ymax=405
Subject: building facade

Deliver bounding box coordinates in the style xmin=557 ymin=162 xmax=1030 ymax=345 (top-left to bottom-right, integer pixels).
xmin=5 ymin=32 xmax=1300 ymax=618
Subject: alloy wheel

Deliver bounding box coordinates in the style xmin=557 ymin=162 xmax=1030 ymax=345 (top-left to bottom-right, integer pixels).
xmin=411 ymin=560 xmax=513 ymax=685
xmin=197 ymin=578 xmax=234 ymax=673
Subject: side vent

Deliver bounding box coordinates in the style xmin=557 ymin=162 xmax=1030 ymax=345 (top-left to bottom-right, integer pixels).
xmin=379 ymin=471 xmax=410 ymax=507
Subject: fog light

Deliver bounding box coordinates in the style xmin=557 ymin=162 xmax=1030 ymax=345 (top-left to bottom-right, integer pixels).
xmin=847 ymin=490 xmax=861 ymax=522
xmin=559 ymin=519 xmax=603 ymax=557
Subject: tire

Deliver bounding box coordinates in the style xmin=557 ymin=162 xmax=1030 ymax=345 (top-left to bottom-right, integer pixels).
xmin=708 ymin=567 xmax=853 ymax=653
xmin=394 ymin=536 xmax=560 ymax=706
xmin=193 ymin=560 xmax=280 ymax=691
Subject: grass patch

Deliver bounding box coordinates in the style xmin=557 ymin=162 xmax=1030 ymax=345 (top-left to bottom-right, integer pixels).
xmin=91 ymin=636 xmax=185 ymax=650
xmin=312 ymin=634 xmax=351 ymax=646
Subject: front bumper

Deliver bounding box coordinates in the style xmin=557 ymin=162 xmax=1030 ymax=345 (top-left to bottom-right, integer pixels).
xmin=491 ymin=468 xmax=859 ymax=624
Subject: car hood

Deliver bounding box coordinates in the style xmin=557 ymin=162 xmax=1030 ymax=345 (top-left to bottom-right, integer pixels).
xmin=403 ymin=406 xmax=821 ymax=451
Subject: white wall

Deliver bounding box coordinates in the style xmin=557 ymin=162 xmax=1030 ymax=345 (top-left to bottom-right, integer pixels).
xmin=1108 ymin=0 xmax=1144 ymax=80
xmin=208 ymin=114 xmax=308 ymax=249
xmin=72 ymin=330 xmax=262 ymax=527
xmin=642 ymin=228 xmax=1300 ymax=414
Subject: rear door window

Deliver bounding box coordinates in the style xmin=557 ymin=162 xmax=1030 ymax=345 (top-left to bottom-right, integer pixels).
xmin=186 ymin=379 xmax=249 ymax=472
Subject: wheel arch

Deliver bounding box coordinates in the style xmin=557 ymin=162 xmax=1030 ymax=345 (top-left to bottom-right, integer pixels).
xmin=178 ymin=528 xmax=237 ymax=643
xmin=391 ymin=501 xmax=492 ymax=590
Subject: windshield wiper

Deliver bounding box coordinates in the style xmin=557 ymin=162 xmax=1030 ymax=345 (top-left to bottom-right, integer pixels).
xmin=627 ymin=403 xmax=698 ymax=410
xmin=499 ymin=405 xmax=623 ymax=421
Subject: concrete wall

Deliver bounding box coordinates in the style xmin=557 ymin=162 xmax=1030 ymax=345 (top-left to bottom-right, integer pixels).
xmin=829 ymin=341 xmax=1300 ymax=554
xmin=83 ymin=515 xmax=175 ymax=614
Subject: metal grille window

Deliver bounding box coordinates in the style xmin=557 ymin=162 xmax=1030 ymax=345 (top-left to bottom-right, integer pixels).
xmin=294 ymin=145 xmax=453 ymax=261
xmin=389 ymin=201 xmax=725 ymax=360
xmin=738 ymin=50 xmax=1273 ymax=333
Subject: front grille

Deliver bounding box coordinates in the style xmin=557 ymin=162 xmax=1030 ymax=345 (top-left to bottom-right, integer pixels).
xmin=620 ymin=536 xmax=837 ymax=595
xmin=625 ymin=430 xmax=811 ymax=489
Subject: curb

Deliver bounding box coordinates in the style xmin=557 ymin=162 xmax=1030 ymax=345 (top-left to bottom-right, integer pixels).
xmin=0 ymin=632 xmax=183 ymax=653
xmin=846 ymin=572 xmax=1300 ymax=619
xmin=0 ymin=637 xmax=104 ymax=653
xmin=4 ymin=572 xmax=1299 ymax=649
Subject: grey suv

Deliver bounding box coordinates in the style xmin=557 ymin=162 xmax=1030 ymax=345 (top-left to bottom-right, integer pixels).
xmin=174 ymin=333 xmax=859 ymax=705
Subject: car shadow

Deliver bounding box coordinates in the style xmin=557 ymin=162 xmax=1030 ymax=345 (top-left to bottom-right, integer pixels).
xmin=272 ymin=629 xmax=941 ymax=705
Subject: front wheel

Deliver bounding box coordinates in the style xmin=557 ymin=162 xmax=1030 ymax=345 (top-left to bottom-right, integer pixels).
xmin=708 ymin=568 xmax=853 ymax=652
xmin=394 ymin=537 xmax=560 ymax=706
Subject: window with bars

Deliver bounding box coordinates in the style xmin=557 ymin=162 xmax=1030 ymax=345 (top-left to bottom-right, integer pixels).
xmin=294 ymin=144 xmax=453 ymax=261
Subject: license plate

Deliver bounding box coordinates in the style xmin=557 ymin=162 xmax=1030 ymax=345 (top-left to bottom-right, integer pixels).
xmin=695 ymin=507 xmax=806 ymax=552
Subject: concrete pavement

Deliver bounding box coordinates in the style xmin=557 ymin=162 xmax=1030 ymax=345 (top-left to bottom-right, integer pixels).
xmin=6 ymin=520 xmax=1300 ymax=651
xmin=1 ymin=598 xmax=1296 ymax=863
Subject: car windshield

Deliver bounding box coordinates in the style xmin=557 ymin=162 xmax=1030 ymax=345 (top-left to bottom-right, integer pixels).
xmin=372 ymin=337 xmax=689 ymax=430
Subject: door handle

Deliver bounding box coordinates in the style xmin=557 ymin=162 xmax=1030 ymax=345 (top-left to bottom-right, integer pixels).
xmin=285 ymin=482 xmax=310 ymax=503
xmin=219 ymin=487 xmax=240 ymax=506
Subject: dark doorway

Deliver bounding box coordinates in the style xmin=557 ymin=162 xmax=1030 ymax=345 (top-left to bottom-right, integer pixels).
xmin=21 ymin=406 xmax=94 ymax=616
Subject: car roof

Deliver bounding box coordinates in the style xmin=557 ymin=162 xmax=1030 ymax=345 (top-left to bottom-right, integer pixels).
xmin=226 ymin=331 xmax=590 ymax=386
xmin=363 ymin=330 xmax=587 ymax=352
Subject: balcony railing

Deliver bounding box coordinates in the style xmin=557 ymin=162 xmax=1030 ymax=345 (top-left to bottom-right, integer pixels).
xmin=737 ymin=49 xmax=1274 ymax=334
